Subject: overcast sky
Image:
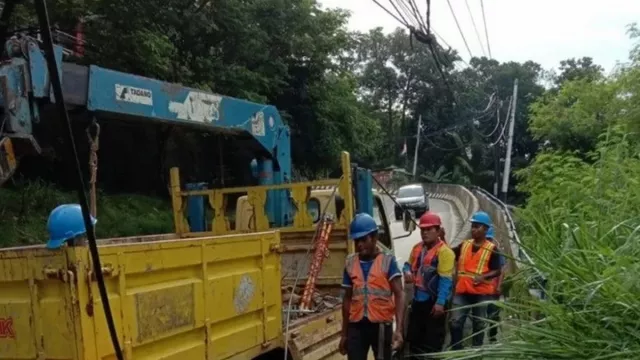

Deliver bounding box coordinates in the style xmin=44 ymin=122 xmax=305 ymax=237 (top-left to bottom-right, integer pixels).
xmin=318 ymin=0 xmax=640 ymax=73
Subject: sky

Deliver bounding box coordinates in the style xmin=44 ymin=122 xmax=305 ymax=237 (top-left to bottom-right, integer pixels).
xmin=318 ymin=0 xmax=640 ymax=73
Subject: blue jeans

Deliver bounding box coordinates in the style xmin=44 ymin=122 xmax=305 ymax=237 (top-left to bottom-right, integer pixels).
xmin=449 ymin=294 xmax=492 ymax=350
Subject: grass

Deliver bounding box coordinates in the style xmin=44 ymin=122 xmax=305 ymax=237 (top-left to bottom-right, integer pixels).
xmin=427 ymin=132 xmax=640 ymax=359
xmin=0 ymin=179 xmax=173 ymax=248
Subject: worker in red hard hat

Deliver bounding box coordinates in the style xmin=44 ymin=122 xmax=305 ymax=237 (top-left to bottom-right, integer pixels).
xmin=403 ymin=211 xmax=455 ymax=357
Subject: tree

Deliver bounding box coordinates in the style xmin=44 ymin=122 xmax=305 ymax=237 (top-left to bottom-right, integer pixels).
xmin=9 ymin=0 xmax=380 ymax=188
xmin=555 ymin=57 xmax=605 ymax=86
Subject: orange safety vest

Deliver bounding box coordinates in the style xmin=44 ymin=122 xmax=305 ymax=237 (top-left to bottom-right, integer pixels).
xmin=455 ymin=239 xmax=496 ymax=295
xmin=411 ymin=240 xmax=444 ymax=292
xmin=346 ymin=252 xmax=396 ymax=323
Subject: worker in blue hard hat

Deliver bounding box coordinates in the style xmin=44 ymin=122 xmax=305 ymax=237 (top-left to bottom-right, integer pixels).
xmin=486 ymin=226 xmax=507 ymax=343
xmin=449 ymin=211 xmax=502 ymax=350
xmin=46 ymin=204 xmax=97 ymax=249
xmin=339 ymin=213 xmax=405 ymax=360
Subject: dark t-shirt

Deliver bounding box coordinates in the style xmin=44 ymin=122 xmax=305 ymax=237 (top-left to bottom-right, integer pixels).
xmin=453 ymin=241 xmax=502 ymax=271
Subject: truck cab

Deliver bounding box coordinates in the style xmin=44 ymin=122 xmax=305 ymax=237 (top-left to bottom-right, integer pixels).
xmin=234 ymin=187 xmax=398 ymax=253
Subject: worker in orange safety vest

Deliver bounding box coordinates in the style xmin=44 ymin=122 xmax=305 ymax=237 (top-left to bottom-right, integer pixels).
xmin=449 ymin=211 xmax=502 ymax=350
xmin=339 ymin=213 xmax=405 ymax=360
xmin=403 ymin=211 xmax=455 ymax=357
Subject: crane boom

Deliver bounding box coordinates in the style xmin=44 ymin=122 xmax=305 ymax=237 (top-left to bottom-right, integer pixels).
xmin=0 ymin=35 xmax=291 ymax=225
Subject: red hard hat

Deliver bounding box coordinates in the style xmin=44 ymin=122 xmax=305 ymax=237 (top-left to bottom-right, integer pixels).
xmin=419 ymin=211 xmax=442 ymax=228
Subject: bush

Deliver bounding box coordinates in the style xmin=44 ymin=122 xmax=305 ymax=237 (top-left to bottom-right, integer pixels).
xmin=0 ymin=180 xmax=173 ymax=247
xmin=436 ymin=130 xmax=640 ymax=359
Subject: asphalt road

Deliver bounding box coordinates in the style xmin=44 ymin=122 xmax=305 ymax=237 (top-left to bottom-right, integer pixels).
xmin=381 ymin=195 xmax=460 ymax=267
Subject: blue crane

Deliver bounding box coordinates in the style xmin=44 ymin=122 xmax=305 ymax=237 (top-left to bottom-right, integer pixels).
xmin=0 ymin=35 xmax=292 ymax=226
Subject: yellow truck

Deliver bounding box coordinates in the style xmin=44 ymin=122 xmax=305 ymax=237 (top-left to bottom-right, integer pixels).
xmin=0 ymin=152 xmax=414 ymax=360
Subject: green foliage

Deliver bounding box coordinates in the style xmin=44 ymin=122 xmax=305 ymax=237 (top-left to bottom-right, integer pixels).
xmin=516 ymin=128 xmax=640 ymax=251
xmin=442 ymin=131 xmax=640 ymax=359
xmin=0 ymin=181 xmax=172 ymax=247
xmin=529 ymin=78 xmax=619 ymax=152
xmin=446 ymin=31 xmax=640 ymax=359
xmin=554 ymin=56 xmax=604 ymax=86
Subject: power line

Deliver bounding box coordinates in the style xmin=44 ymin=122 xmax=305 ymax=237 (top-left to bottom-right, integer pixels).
xmin=373 ymin=0 xmax=469 ymax=70
xmin=446 ymin=0 xmax=473 ymax=59
xmin=480 ymin=0 xmax=492 ymax=58
xmin=373 ymin=0 xmax=411 ymax=28
xmin=464 ymin=0 xmax=487 ymax=57
xmin=487 ymin=97 xmax=511 ymax=146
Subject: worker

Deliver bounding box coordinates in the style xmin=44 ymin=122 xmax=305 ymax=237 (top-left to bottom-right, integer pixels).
xmin=486 ymin=226 xmax=506 ymax=343
xmin=339 ymin=213 xmax=405 ymax=360
xmin=449 ymin=211 xmax=502 ymax=350
xmin=46 ymin=204 xmax=97 ymax=249
xmin=403 ymin=211 xmax=455 ymax=356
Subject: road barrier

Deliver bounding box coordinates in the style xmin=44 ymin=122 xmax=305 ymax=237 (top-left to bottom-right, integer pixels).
xmin=422 ymin=183 xmax=479 ymax=246
xmin=420 ymin=182 xmax=546 ymax=300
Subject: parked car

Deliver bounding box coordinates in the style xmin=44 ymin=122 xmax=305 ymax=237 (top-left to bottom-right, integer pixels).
xmin=394 ymin=184 xmax=429 ymax=221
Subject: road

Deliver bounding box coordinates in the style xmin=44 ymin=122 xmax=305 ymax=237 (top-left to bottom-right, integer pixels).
xmin=382 ymin=196 xmax=460 ymax=266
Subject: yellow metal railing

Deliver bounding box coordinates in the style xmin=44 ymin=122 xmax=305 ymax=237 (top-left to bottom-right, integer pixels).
xmin=170 ymin=151 xmax=355 ymax=239
xmin=0 ymin=137 xmax=18 ymax=186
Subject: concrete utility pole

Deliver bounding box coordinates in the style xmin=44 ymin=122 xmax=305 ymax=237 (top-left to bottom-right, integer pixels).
xmin=501 ymin=79 xmax=518 ymax=202
xmin=412 ymin=114 xmax=422 ymax=179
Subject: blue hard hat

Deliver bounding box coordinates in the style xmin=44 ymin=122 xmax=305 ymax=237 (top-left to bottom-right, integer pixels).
xmin=46 ymin=204 xmax=97 ymax=249
xmin=349 ymin=213 xmax=378 ymax=240
xmin=470 ymin=211 xmax=492 ymax=228
xmin=487 ymin=226 xmax=495 ymax=239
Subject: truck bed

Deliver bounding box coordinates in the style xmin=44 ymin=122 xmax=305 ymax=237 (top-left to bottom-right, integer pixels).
xmin=0 ymin=231 xmax=283 ymax=360
xmin=0 ymin=228 xmax=352 ymax=360
xmin=280 ymin=229 xmax=349 ymax=360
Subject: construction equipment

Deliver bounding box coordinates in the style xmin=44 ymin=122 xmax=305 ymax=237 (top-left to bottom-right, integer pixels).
xmin=0 ymin=33 xmax=291 ymax=225
xmin=0 ymin=23 xmax=418 ymax=360
xmin=0 ymin=150 xmax=416 ymax=360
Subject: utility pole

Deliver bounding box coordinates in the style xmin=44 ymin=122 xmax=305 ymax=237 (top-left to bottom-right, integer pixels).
xmin=501 ymin=79 xmax=518 ymax=202
xmin=412 ymin=114 xmax=422 ymax=179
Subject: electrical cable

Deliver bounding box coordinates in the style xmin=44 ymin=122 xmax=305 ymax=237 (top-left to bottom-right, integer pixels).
xmin=393 ymin=0 xmax=418 ymax=28
xmin=480 ymin=0 xmax=492 ymax=59
xmin=373 ymin=0 xmax=500 ymax=148
xmin=426 ymin=0 xmax=431 ymax=33
xmin=474 ymin=100 xmax=505 ymax=139
xmin=33 ymin=1 xmax=124 ymax=359
xmin=373 ymin=0 xmax=411 ymax=28
xmin=487 ymin=97 xmax=511 ymax=147
xmin=445 ymin=0 xmax=473 ymax=59
xmin=464 ymin=0 xmax=487 ymax=57
xmin=475 ymin=111 xmax=502 ymax=138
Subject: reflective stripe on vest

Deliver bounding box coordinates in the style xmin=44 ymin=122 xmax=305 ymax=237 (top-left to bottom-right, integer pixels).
xmin=413 ymin=240 xmax=444 ymax=292
xmin=455 ymin=239 xmax=496 ymax=295
xmin=346 ymin=252 xmax=396 ymax=323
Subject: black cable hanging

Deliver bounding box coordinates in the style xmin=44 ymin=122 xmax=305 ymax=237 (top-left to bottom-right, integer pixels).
xmin=35 ymin=1 xmax=124 ymax=357
xmin=0 ymin=1 xmax=124 ymax=359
